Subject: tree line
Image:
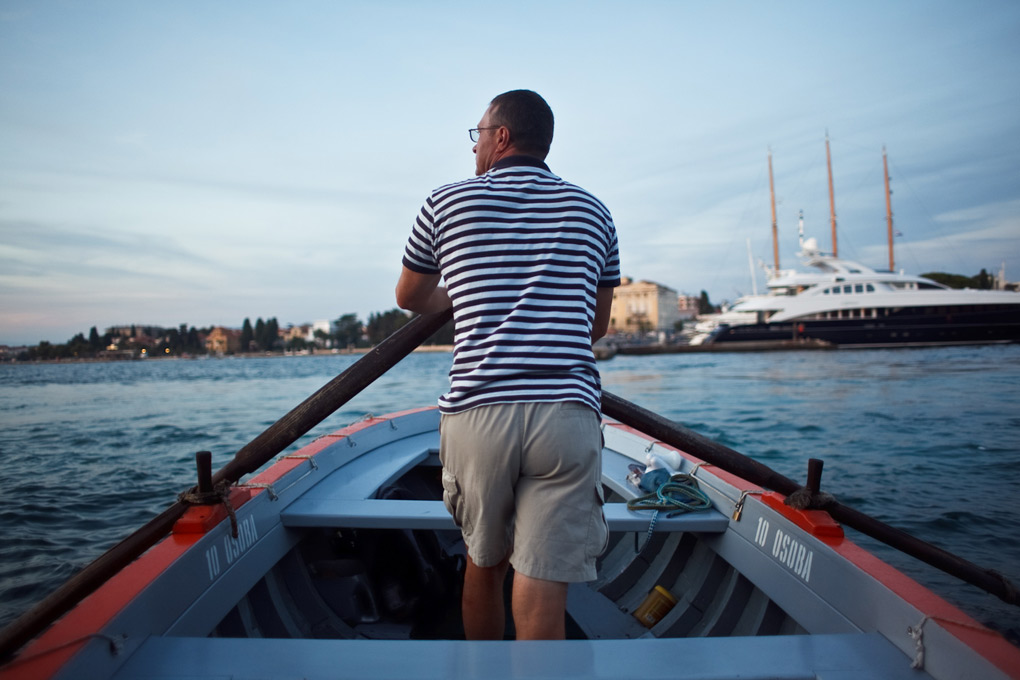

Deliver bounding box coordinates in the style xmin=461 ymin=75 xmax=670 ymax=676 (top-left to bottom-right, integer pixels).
xmin=10 ymin=309 xmax=454 ymax=361
xmin=19 ymin=324 xmax=208 ymax=361
xmin=8 ymin=267 xmax=1005 ymax=361
xmin=921 ymin=268 xmax=1001 ymax=291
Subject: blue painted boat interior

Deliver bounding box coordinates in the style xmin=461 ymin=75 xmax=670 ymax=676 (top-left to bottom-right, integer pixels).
xmin=44 ymin=409 xmax=1009 ymax=679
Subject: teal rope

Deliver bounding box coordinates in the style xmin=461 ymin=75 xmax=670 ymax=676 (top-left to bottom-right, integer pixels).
xmin=627 ymin=473 xmax=712 ymax=515
xmin=627 ymin=473 xmax=712 ymax=552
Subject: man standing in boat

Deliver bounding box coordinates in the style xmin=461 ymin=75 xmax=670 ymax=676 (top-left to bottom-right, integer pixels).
xmin=396 ymin=89 xmax=621 ymax=640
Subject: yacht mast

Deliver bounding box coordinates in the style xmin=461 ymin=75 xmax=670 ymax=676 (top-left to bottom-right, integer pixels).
xmin=746 ymin=239 xmax=759 ymax=296
xmin=825 ymin=132 xmax=838 ymax=256
xmin=883 ymin=146 xmax=894 ymax=272
xmin=768 ymin=148 xmax=780 ymax=272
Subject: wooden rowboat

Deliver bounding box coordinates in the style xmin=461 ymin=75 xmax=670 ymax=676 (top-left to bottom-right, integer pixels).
xmin=1 ymin=312 xmax=1018 ymax=679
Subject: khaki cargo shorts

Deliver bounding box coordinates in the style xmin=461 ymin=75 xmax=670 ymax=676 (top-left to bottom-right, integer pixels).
xmin=439 ymin=401 xmax=608 ymax=583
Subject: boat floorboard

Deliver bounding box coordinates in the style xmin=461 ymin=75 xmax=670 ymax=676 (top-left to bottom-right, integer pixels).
xmin=280 ymin=498 xmax=730 ymax=533
xmin=108 ymin=633 xmax=933 ymax=680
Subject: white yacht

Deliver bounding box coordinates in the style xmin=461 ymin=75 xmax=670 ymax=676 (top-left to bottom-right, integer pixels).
xmin=692 ymin=144 xmax=1020 ymax=348
xmin=692 ymin=237 xmax=1020 ymax=347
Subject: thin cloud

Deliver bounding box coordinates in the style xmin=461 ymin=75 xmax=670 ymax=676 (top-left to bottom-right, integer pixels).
xmin=1 ymin=2 xmax=1018 ymax=344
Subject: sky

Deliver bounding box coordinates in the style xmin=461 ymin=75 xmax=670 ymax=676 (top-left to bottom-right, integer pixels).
xmin=2 ymin=1 xmax=1018 ymax=346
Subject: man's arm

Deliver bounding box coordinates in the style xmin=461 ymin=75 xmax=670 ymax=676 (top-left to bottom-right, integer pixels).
xmin=592 ymin=286 xmax=615 ymax=342
xmin=396 ymin=266 xmax=452 ymax=314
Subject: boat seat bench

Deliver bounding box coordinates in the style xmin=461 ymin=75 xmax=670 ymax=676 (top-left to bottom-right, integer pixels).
xmin=109 ymin=632 xmax=932 ymax=679
xmin=280 ymin=498 xmax=729 ymax=533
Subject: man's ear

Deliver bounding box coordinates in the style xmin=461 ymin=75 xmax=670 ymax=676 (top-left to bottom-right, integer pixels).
xmin=496 ymin=126 xmax=511 ymax=150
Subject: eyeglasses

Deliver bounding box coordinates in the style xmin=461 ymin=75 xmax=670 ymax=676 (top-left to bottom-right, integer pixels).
xmin=468 ymin=127 xmax=499 ymax=142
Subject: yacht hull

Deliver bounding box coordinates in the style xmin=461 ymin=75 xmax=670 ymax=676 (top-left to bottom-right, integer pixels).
xmin=710 ymin=305 xmax=1020 ymax=347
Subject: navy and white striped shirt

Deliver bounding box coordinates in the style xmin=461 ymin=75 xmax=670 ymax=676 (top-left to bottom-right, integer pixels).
xmin=403 ymin=156 xmax=621 ymax=414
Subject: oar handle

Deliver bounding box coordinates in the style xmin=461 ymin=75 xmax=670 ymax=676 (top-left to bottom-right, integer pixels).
xmin=600 ymin=390 xmax=1020 ymax=607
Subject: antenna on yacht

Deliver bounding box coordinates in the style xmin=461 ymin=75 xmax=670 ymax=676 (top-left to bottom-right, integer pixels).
xmin=798 ymin=209 xmax=805 ymax=251
xmin=826 ymin=132 xmax=838 ymax=257
xmin=768 ymin=147 xmax=780 ymax=272
xmin=883 ymin=146 xmax=895 ymax=272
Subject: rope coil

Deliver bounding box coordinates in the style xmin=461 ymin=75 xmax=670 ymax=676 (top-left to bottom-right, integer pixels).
xmin=785 ymin=487 xmax=836 ymax=511
xmin=177 ymin=481 xmax=239 ymax=538
xmin=627 ymin=474 xmax=713 ymax=552
xmin=627 ymin=473 xmax=713 ymax=515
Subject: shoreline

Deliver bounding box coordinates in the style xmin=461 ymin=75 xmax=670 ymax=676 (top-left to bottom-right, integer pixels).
xmin=1 ymin=345 xmax=455 ymax=366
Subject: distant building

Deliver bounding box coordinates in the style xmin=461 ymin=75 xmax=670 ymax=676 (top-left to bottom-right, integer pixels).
xmin=105 ymin=325 xmax=167 ymax=338
xmin=0 ymin=345 xmax=27 ymax=361
xmin=205 ymin=327 xmax=242 ymax=355
xmin=282 ymin=324 xmax=312 ymax=343
xmin=677 ymin=294 xmax=700 ymax=321
xmin=609 ymin=278 xmax=680 ymax=334
xmin=995 ymin=263 xmax=1019 ymax=292
xmin=309 ymin=320 xmax=335 ymax=348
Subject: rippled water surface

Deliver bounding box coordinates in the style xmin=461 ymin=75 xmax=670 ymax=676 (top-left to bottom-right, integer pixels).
xmin=1 ymin=346 xmax=1018 ymax=640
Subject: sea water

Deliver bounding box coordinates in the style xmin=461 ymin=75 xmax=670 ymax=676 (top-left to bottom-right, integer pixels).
xmin=1 ymin=345 xmax=1018 ymax=642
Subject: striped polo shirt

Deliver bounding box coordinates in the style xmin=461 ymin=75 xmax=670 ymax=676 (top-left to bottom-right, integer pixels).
xmin=403 ymin=156 xmax=621 ymax=414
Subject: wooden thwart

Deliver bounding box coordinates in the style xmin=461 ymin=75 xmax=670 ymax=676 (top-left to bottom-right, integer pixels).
xmin=280 ymin=498 xmax=729 ymax=533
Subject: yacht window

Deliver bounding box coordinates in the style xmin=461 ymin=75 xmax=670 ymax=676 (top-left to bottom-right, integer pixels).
xmin=866 ymin=284 xmax=875 ymax=292
xmin=854 ymin=284 xmax=864 ymax=293
xmin=824 ymin=288 xmax=830 ymax=295
xmin=831 ymin=287 xmax=840 ymax=295
xmin=843 ymin=285 xmax=853 ymax=294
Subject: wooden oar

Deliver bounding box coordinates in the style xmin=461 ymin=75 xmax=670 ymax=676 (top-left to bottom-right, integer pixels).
xmin=601 ymin=390 xmax=1019 ymax=606
xmin=0 ymin=309 xmax=453 ymax=661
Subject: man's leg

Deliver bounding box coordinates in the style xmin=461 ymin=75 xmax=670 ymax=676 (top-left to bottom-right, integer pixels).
xmin=462 ymin=555 xmax=510 ymax=640
xmin=440 ymin=406 xmax=520 ymax=640
xmin=510 ymin=402 xmax=603 ymax=640
xmin=511 ymin=572 xmax=568 ymax=640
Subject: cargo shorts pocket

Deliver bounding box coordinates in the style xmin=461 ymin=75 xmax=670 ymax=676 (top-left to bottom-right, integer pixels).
xmin=441 ymin=468 xmax=464 ymax=529
xmin=586 ymin=482 xmax=609 ymax=560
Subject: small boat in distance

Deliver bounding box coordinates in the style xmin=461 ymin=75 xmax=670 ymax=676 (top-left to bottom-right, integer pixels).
xmin=1 ymin=313 xmax=1018 ymax=679
xmin=692 ymin=145 xmax=1020 ymax=348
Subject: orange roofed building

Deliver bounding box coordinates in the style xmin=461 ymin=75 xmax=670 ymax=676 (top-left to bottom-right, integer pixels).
xmin=205 ymin=327 xmax=242 ymax=355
